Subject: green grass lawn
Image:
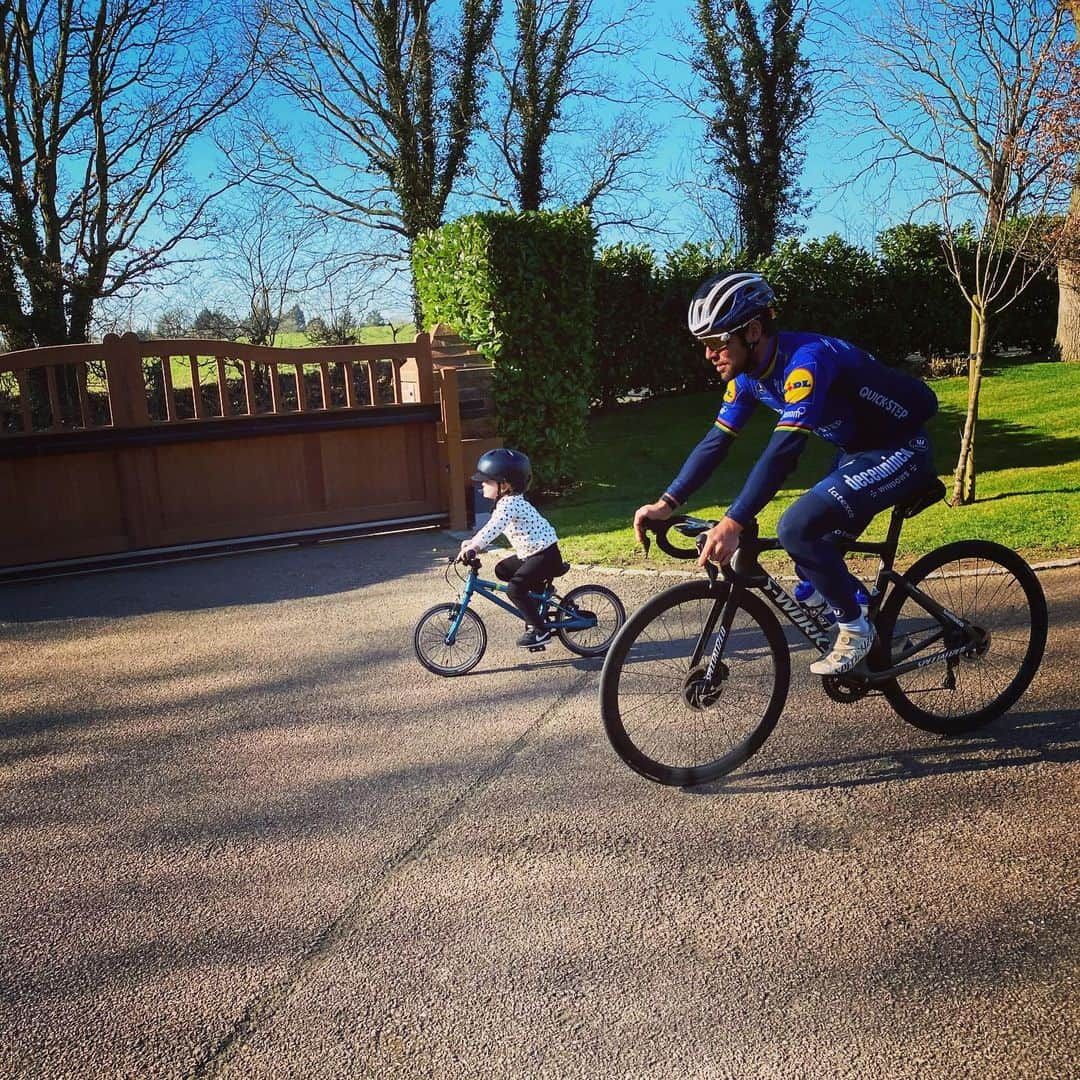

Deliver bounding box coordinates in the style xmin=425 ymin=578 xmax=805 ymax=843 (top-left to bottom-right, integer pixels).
xmin=542 ymin=358 xmax=1080 ymax=569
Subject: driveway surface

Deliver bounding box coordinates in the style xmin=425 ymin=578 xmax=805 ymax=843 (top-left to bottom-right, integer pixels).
xmin=1 ymin=529 xmax=1077 ymax=1079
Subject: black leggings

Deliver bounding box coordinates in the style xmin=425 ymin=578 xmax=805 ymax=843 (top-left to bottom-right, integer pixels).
xmin=494 ymin=544 xmax=565 ymax=629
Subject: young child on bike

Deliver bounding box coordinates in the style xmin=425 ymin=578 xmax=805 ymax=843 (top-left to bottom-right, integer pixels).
xmin=458 ymin=448 xmax=565 ymax=648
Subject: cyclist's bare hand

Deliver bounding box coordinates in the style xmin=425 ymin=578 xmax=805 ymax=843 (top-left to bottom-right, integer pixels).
xmin=633 ymin=500 xmax=674 ymax=547
xmin=698 ymin=517 xmax=743 ymax=568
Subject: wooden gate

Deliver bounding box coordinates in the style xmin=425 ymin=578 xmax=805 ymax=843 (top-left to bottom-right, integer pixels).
xmin=0 ymin=332 xmax=474 ymax=578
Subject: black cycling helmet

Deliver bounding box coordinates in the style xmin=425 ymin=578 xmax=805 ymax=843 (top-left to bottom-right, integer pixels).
xmin=687 ymin=272 xmax=775 ymax=339
xmin=471 ymin=448 xmax=532 ymax=493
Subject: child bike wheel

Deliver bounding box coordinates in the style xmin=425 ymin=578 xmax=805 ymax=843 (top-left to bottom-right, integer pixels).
xmin=556 ymin=585 xmax=626 ymax=657
xmin=413 ymin=604 xmax=488 ymax=676
xmin=599 ymin=580 xmax=790 ymax=786
xmin=876 ymin=539 xmax=1047 ymax=734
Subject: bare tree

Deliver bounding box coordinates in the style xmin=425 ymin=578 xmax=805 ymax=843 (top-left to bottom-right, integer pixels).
xmin=474 ymin=0 xmax=659 ymax=228
xmin=683 ymin=0 xmax=816 ymax=259
xmin=217 ymin=190 xmax=326 ymax=345
xmin=1054 ymin=0 xmax=1080 ymax=362
xmin=853 ymin=0 xmax=1074 ymax=504
xmin=250 ymin=0 xmax=500 ymax=324
xmin=0 ymin=0 xmax=262 ymax=347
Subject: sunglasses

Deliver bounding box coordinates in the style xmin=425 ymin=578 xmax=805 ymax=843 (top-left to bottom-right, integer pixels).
xmin=701 ymin=319 xmax=755 ymax=348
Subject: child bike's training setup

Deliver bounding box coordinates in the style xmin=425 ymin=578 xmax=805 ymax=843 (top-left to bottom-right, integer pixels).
xmin=413 ymin=269 xmax=1048 ymax=785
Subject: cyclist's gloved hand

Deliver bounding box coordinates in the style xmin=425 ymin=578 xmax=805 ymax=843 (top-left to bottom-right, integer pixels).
xmin=460 ymin=548 xmax=477 ymax=564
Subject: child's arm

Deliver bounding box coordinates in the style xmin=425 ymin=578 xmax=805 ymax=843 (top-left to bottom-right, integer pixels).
xmin=458 ymin=500 xmax=508 ymax=558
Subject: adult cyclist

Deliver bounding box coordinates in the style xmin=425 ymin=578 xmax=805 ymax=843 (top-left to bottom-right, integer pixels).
xmin=633 ymin=271 xmax=939 ymax=675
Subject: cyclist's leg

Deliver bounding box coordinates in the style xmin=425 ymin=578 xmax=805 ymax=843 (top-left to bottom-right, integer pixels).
xmin=778 ymin=434 xmax=936 ymax=621
xmin=505 ymin=545 xmax=563 ymax=631
xmin=778 ymin=494 xmax=866 ymax=622
xmin=494 ymin=555 xmax=522 ymax=583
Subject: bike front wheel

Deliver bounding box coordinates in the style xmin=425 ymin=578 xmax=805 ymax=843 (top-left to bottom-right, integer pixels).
xmin=599 ymin=580 xmax=791 ymax=786
xmin=876 ymin=540 xmax=1047 ymax=734
xmin=555 ymin=584 xmax=626 ymax=657
xmin=413 ymin=603 xmax=488 ymax=676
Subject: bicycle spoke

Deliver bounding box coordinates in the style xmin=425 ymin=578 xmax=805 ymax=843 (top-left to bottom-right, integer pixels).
xmin=609 ymin=592 xmax=784 ymax=774
xmin=881 ymin=546 xmax=1045 ymax=731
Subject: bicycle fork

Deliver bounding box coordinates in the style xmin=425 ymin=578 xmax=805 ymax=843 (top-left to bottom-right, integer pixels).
xmin=687 ymin=579 xmax=741 ymax=704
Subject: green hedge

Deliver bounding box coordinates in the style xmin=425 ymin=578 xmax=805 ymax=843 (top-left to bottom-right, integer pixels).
xmin=590 ymin=225 xmax=1057 ymax=403
xmin=413 ymin=208 xmax=597 ymax=490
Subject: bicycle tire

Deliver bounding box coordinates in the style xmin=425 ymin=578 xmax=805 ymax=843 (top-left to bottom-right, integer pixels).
xmin=600 ymin=579 xmax=790 ymax=786
xmin=413 ymin=603 xmax=488 ymax=676
xmin=556 ymin=584 xmax=626 ymax=657
xmin=876 ymin=540 xmax=1047 ymax=734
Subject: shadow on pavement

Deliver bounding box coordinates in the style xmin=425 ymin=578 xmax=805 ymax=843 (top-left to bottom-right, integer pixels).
xmin=694 ymin=708 xmax=1080 ymax=795
xmin=0 ymin=529 xmax=456 ymax=623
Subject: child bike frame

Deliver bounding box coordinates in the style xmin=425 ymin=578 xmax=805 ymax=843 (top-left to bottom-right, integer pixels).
xmin=447 ymin=556 xmax=597 ymax=641
xmin=414 ymin=557 xmax=626 ymax=676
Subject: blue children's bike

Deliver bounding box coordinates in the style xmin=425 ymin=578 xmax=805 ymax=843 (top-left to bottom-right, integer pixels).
xmin=413 ymin=554 xmax=626 ymax=676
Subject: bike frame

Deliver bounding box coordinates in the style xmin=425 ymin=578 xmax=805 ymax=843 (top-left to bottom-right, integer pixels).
xmin=444 ymin=565 xmax=596 ymax=644
xmin=697 ymin=507 xmax=978 ymax=687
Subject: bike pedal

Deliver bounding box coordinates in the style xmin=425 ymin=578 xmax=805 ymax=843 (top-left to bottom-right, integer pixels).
xmin=527 ymin=644 xmax=547 ymax=653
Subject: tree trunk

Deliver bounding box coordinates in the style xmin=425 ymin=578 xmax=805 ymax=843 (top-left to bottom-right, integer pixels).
xmin=1058 ymin=181 xmax=1080 ymax=361
xmin=1060 ymin=256 xmax=1080 ymax=361
xmin=953 ymin=309 xmax=988 ymax=505
xmin=1059 ymin=4 xmax=1080 ymax=362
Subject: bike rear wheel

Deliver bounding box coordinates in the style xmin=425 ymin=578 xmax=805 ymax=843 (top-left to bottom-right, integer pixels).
xmin=413 ymin=603 xmax=488 ymax=676
xmin=555 ymin=584 xmax=626 ymax=657
xmin=876 ymin=540 xmax=1047 ymax=734
xmin=599 ymin=580 xmax=790 ymax=786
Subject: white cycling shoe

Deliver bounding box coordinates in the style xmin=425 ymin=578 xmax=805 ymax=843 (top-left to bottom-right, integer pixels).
xmin=810 ymin=626 xmax=876 ymax=675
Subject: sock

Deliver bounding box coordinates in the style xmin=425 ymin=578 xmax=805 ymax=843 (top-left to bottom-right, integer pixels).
xmin=837 ymin=615 xmax=871 ymax=636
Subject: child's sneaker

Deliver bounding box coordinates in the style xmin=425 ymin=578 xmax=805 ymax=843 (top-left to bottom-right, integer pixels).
xmin=810 ymin=625 xmax=876 ymax=675
xmin=517 ymin=627 xmax=551 ymax=648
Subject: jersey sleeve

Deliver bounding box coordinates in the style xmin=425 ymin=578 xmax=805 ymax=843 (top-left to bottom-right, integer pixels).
xmin=714 ymin=375 xmax=756 ymax=436
xmin=725 ymin=428 xmax=809 ymax=526
xmin=666 ymin=380 xmax=754 ymax=504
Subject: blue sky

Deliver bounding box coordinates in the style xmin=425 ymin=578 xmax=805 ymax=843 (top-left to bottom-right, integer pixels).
xmin=135 ymin=0 xmax=914 ymax=326
xmin=600 ymin=0 xmax=908 ymax=251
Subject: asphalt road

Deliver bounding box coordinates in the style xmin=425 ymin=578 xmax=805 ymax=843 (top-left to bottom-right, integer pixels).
xmin=1 ymin=530 xmax=1077 ymax=1080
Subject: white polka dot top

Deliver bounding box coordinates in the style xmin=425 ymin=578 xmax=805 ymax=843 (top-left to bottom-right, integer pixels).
xmin=466 ymin=494 xmax=559 ymax=559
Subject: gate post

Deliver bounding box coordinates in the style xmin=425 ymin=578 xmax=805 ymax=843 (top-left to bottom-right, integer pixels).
xmin=438 ymin=365 xmax=467 ymax=530
xmin=102 ymin=332 xmax=150 ymax=428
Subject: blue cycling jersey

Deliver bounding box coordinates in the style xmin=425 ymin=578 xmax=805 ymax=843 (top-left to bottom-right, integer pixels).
xmin=666 ymin=331 xmax=938 ymax=524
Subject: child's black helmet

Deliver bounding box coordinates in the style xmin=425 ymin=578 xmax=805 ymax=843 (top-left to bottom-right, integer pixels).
xmin=471 ymin=448 xmax=531 ymax=493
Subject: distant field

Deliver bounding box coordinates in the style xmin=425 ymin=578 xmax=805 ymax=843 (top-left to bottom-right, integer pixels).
xmin=160 ymin=324 xmax=418 ymax=388
xmin=541 ymin=358 xmax=1080 ymax=567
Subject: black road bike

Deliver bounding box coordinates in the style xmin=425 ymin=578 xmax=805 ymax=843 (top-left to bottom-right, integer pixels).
xmin=599 ymin=479 xmax=1048 ymax=786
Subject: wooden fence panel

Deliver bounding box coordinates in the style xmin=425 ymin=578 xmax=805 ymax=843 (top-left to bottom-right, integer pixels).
xmin=0 ymin=332 xmax=471 ymax=573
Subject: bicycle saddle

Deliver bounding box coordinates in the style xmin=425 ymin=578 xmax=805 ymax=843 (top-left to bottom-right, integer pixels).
xmin=898 ymin=477 xmax=946 ymax=519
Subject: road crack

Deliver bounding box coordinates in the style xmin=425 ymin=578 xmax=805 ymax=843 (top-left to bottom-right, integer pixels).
xmin=189 ymin=669 xmax=591 ymax=1078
